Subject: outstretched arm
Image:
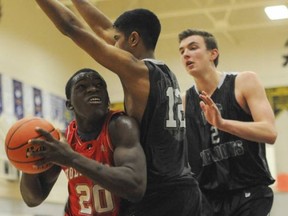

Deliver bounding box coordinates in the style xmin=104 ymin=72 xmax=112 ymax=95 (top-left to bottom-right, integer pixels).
xmin=35 ymin=0 xmax=150 ymax=122
xmin=35 ymin=0 xmax=147 ymax=87
xmin=36 ymin=0 xmax=86 ymax=35
xmin=71 ymin=0 xmax=115 ymax=45
xmin=199 ymin=71 xmax=277 ymax=144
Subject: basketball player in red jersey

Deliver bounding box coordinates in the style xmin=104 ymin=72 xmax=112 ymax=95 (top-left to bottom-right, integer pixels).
xmin=20 ymin=68 xmax=147 ymax=216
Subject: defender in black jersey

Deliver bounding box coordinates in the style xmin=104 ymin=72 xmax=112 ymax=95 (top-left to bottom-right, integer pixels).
xmin=178 ymin=29 xmax=277 ymax=216
xmin=35 ymin=1 xmax=201 ymax=216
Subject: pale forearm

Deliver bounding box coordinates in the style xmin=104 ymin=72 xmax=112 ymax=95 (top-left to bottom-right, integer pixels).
xmin=218 ymin=119 xmax=277 ymax=144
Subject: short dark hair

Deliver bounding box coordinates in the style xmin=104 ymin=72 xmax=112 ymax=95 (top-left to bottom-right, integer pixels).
xmin=113 ymin=8 xmax=161 ymax=51
xmin=178 ymin=29 xmax=219 ymax=67
xmin=65 ymin=68 xmax=107 ymax=99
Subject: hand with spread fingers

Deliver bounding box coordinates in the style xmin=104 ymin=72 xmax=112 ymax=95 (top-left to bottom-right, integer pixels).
xmin=28 ymin=127 xmax=75 ymax=168
xmin=199 ymin=91 xmax=224 ymax=129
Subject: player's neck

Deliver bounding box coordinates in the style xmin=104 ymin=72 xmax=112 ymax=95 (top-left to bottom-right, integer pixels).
xmin=76 ymin=115 xmax=106 ymax=140
xmin=195 ymin=70 xmax=223 ymax=96
xmin=137 ymin=50 xmax=155 ymax=60
xmin=77 ymin=130 xmax=100 ymax=141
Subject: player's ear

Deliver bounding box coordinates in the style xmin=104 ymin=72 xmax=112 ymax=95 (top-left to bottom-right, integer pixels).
xmin=129 ymin=31 xmax=140 ymax=46
xmin=66 ymin=100 xmax=74 ymax=110
xmin=210 ymin=48 xmax=219 ymax=64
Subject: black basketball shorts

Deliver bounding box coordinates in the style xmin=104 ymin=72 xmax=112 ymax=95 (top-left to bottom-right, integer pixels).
xmin=204 ymin=185 xmax=273 ymax=216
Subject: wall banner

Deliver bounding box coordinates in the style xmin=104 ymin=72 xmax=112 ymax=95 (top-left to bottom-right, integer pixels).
xmin=13 ymin=79 xmax=24 ymax=120
xmin=33 ymin=87 xmax=43 ymax=117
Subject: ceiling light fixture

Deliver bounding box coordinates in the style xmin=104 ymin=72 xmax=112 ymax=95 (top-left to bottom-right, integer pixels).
xmin=265 ymin=5 xmax=288 ymax=20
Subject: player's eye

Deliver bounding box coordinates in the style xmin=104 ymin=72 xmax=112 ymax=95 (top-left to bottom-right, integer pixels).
xmin=189 ymin=44 xmax=198 ymax=50
xmin=114 ymin=35 xmax=119 ymax=41
xmin=75 ymin=84 xmax=86 ymax=91
xmin=96 ymin=82 xmax=104 ymax=88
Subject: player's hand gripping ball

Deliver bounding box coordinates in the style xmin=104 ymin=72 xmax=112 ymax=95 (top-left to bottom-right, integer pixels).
xmin=5 ymin=117 xmax=60 ymax=174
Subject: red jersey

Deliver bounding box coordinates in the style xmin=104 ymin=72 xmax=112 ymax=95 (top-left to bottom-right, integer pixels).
xmin=63 ymin=111 xmax=122 ymax=216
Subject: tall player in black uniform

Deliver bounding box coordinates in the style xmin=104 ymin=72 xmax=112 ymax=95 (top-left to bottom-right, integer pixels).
xmin=178 ymin=28 xmax=277 ymax=216
xmin=34 ymin=1 xmax=201 ymax=216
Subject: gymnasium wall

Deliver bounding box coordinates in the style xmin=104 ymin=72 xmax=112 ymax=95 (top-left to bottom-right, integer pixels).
xmin=0 ymin=0 xmax=288 ymax=215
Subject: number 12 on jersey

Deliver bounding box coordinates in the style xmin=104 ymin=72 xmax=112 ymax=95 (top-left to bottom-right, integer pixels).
xmin=166 ymin=87 xmax=185 ymax=128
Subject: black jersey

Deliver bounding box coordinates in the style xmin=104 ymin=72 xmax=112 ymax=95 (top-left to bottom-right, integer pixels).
xmin=141 ymin=59 xmax=193 ymax=190
xmin=119 ymin=59 xmax=200 ymax=216
xmin=185 ymin=73 xmax=275 ymax=192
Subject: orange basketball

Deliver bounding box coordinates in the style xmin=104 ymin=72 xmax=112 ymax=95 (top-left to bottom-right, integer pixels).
xmin=5 ymin=117 xmax=60 ymax=174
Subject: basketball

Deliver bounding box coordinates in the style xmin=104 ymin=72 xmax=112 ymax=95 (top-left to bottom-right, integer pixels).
xmin=5 ymin=117 xmax=60 ymax=174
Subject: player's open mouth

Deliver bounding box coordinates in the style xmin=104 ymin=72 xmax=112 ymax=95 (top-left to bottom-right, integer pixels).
xmin=186 ymin=61 xmax=193 ymax=67
xmin=88 ymin=97 xmax=101 ymax=104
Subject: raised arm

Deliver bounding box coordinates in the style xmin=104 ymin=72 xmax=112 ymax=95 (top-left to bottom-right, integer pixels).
xmin=199 ymin=71 xmax=277 ymax=144
xmin=71 ymin=0 xmax=115 ymax=45
xmin=35 ymin=0 xmax=147 ymax=81
xmin=35 ymin=0 xmax=150 ymax=122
